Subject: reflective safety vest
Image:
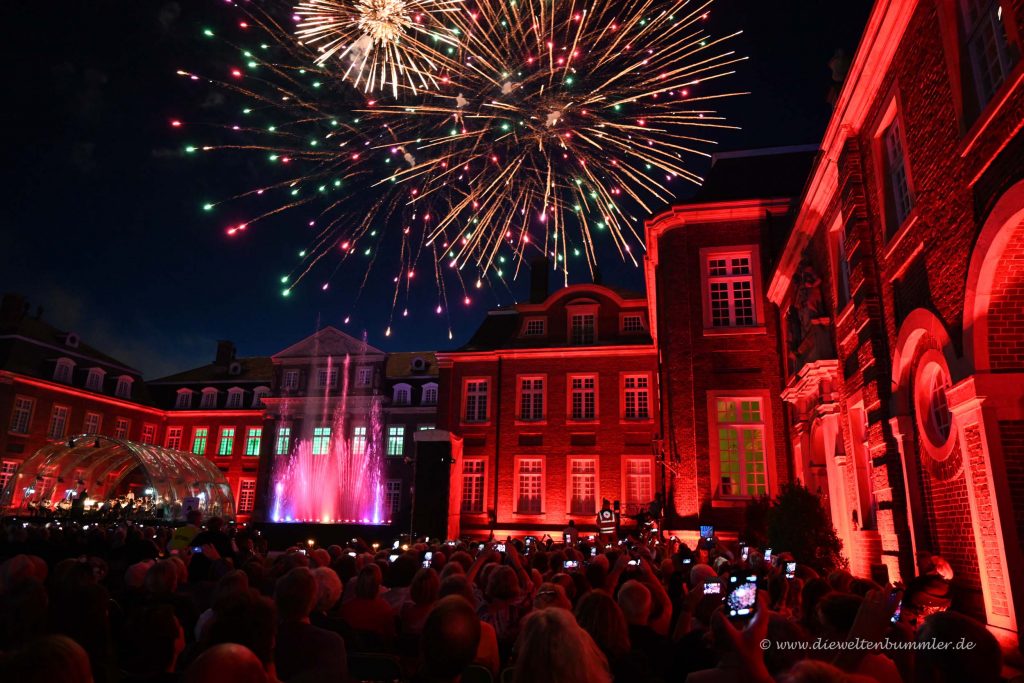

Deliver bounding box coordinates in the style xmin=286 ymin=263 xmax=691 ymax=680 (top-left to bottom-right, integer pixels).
xmin=597 ymin=509 xmax=616 ymax=534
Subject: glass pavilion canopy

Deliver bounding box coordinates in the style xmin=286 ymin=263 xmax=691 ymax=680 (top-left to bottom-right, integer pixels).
xmin=0 ymin=434 xmax=234 ymax=520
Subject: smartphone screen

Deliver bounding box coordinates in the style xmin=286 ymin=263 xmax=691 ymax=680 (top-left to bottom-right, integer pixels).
xmin=590 ymin=547 xmax=598 ymax=557
xmin=564 ymin=560 xmax=579 ymax=570
xmin=727 ymin=575 xmax=758 ymax=618
xmin=704 ymin=580 xmax=722 ymax=595
xmin=389 ymin=553 xmax=399 ymax=563
xmin=627 ymin=558 xmax=640 ymax=566
xmin=495 ymin=543 xmax=506 ymax=553
xmin=700 ymin=525 xmax=714 ymax=541
xmin=785 ymin=561 xmax=797 ymax=579
xmin=424 ymin=552 xmax=433 ymax=561
xmin=347 ymin=551 xmax=357 ymax=558
xmin=740 ymin=545 xmax=749 ymax=561
xmin=763 ymin=548 xmax=773 ymax=564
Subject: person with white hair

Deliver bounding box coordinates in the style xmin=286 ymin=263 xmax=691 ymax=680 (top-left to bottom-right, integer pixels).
xmin=511 ymin=607 xmax=612 ymax=683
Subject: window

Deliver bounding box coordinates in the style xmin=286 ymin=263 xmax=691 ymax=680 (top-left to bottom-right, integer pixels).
xmin=283 ymin=369 xmax=300 ymax=391
xmin=356 ymin=366 xmax=373 ymax=387
xmin=962 ymin=0 xmax=1017 ymax=108
xmin=83 ymin=412 xmax=102 ymax=434
xmin=53 ymin=358 xmax=74 ymax=384
xmin=275 ymin=425 xmax=292 ymax=455
xmin=350 ymin=426 xmax=367 ymax=456
xmin=166 ymin=426 xmax=183 ymax=450
xmin=393 ymin=384 xmax=412 ymax=406
xmin=85 ymin=368 xmax=105 ymax=392
xmin=622 ymin=314 xmax=645 ymax=334
xmin=883 ymin=117 xmax=913 ymax=231
xmin=200 ymin=389 xmax=218 ymax=409
xmin=464 ymin=380 xmax=489 ymax=423
xmin=714 ymin=398 xmax=767 ymax=497
xmin=516 ymin=459 xmax=543 ymax=514
xmin=623 ymin=374 xmax=651 ymax=420
xmin=0 ymin=461 xmax=18 ymax=494
xmin=114 ymin=418 xmax=130 ymax=440
xmin=387 ymin=426 xmax=405 ymax=456
xmin=226 ymin=388 xmax=244 ymax=409
xmin=175 ymin=390 xmax=194 ymax=410
xmin=707 ymin=254 xmax=756 ymax=327
xmin=216 ymin=427 xmax=235 ymax=455
xmin=192 ymin=428 xmax=209 ymax=455
xmin=252 ymin=387 xmax=270 ymax=408
xmin=915 ymin=358 xmax=956 ymax=450
xmin=570 ymin=313 xmax=596 ymax=345
xmin=461 ymin=459 xmax=485 ymax=513
xmin=833 ymin=221 xmax=852 ymax=309
xmin=524 ymin=318 xmax=547 ymax=337
xmin=385 ymin=480 xmax=402 ymax=514
xmin=245 ymin=427 xmax=262 ymax=456
xmin=9 ymin=396 xmax=34 ymax=434
xmin=9 ymin=396 xmax=33 ymax=434
xmin=422 ymin=383 xmax=438 ymax=406
xmin=570 ymin=376 xmax=597 ymax=420
xmin=48 ymin=406 xmax=69 ymax=439
xmin=238 ymin=479 xmax=257 ymax=513
xmin=518 ymin=377 xmax=545 ymax=421
xmin=570 ymin=459 xmax=597 ymax=515
xmin=115 ymin=376 xmax=133 ymax=399
xmin=312 ymin=426 xmax=331 ymax=455
xmin=141 ymin=424 xmax=157 ymax=445
xmin=317 ymin=367 xmax=338 ymax=388
xmin=624 ymin=459 xmax=653 ymax=514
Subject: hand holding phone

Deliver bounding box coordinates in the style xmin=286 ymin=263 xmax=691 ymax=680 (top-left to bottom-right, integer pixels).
xmin=704 ymin=580 xmax=722 ymax=595
xmin=726 ymin=575 xmax=758 ymax=619
xmin=785 ymin=561 xmax=797 ymax=579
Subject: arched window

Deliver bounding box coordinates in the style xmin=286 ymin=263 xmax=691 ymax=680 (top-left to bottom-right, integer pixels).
xmin=226 ymin=387 xmax=245 ymax=409
xmin=422 ymin=382 xmax=438 ymax=406
xmin=85 ymin=367 xmax=106 ymax=392
xmin=53 ymin=358 xmax=75 ymax=384
xmin=175 ymin=389 xmax=194 ymax=410
xmin=200 ymin=388 xmax=219 ymax=409
xmin=115 ymin=375 xmax=134 ymax=399
xmin=252 ymin=386 xmax=270 ymax=408
xmin=393 ymin=383 xmax=412 ymax=406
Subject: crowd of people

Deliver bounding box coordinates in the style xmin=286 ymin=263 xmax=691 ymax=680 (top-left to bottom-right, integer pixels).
xmin=0 ymin=512 xmax=1013 ymax=683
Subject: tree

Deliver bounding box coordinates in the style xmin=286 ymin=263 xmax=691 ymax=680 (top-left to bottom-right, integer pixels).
xmin=764 ymin=482 xmax=846 ymax=573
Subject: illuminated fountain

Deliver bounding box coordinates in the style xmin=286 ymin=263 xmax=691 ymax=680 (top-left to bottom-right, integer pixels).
xmin=270 ymin=352 xmax=386 ymax=524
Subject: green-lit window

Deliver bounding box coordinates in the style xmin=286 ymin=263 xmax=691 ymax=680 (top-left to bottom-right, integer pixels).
xmin=245 ymin=427 xmax=262 ymax=456
xmin=312 ymin=426 xmax=331 ymax=455
xmin=350 ymin=426 xmax=367 ymax=455
xmin=275 ymin=426 xmax=291 ymax=455
xmin=192 ymin=428 xmax=209 ymax=455
xmin=715 ymin=398 xmax=767 ymax=497
xmin=218 ymin=428 xmax=235 ymax=456
xmin=387 ymin=426 xmax=405 ymax=456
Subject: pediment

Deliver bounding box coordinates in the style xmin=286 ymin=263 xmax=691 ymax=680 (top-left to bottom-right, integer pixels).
xmin=273 ymin=326 xmax=384 ymax=360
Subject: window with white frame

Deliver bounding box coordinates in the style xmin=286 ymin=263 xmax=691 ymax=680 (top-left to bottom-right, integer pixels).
xmin=422 ymin=383 xmax=438 ymax=405
xmin=226 ymin=388 xmax=245 ymax=409
xmin=464 ymin=380 xmax=489 ymax=423
xmin=317 ymin=367 xmax=338 ymax=388
xmin=245 ymin=427 xmax=262 ymax=456
xmin=387 ymin=426 xmax=405 ymax=456
xmin=312 ymin=426 xmax=331 ymax=455
xmin=48 ymin=406 xmax=69 ymax=439
xmin=524 ymin=318 xmax=547 ymax=337
xmin=83 ymin=412 xmax=102 ymax=435
xmin=962 ymin=0 xmax=1017 ymax=108
xmin=217 ymin=427 xmax=235 ymax=456
xmin=385 ymin=479 xmax=402 ymax=514
xmin=883 ymin=117 xmax=913 ymax=231
xmin=53 ymin=358 xmax=75 ymax=384
xmin=356 ymin=366 xmax=374 ymax=387
xmin=9 ymin=396 xmax=34 ymax=434
xmin=518 ymin=377 xmax=545 ymax=421
xmin=707 ymin=254 xmax=756 ymax=327
xmin=570 ymin=459 xmax=597 ymax=515
xmin=714 ymin=397 xmax=767 ymax=497
xmin=623 ymin=374 xmax=650 ymax=420
xmin=570 ymin=376 xmax=597 ymax=420
xmin=283 ymin=369 xmax=300 ymax=391
xmin=166 ymin=426 xmax=183 ymax=450
xmin=915 ymin=358 xmax=956 ymax=451
xmin=516 ymin=459 xmax=543 ymax=514
xmin=141 ymin=424 xmax=157 ymax=445
xmin=192 ymin=427 xmax=209 ymax=455
xmin=570 ymin=313 xmax=596 ymax=345
xmin=175 ymin=390 xmax=194 ymax=410
xmin=237 ymin=479 xmax=257 ymax=513
xmin=200 ymin=389 xmax=218 ymax=409
xmin=0 ymin=461 xmax=18 ymax=494
xmin=85 ymin=368 xmax=105 ymax=392
xmin=350 ymin=426 xmax=367 ymax=456
xmin=252 ymin=387 xmax=270 ymax=408
xmin=393 ymin=384 xmax=412 ymax=406
xmin=115 ymin=376 xmax=133 ymax=399
xmin=114 ymin=418 xmax=130 ymax=440
xmin=275 ymin=425 xmax=291 ymax=455
xmin=622 ymin=314 xmax=645 ymax=334
xmin=624 ymin=459 xmax=653 ymax=514
xmin=461 ymin=459 xmax=485 ymax=513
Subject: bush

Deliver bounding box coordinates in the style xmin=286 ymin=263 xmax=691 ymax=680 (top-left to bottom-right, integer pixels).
xmin=762 ymin=482 xmax=846 ymax=574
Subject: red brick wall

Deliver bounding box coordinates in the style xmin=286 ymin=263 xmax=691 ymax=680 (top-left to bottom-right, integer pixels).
xmin=987 ymin=221 xmax=1024 ymax=370
xmin=1000 ymin=420 xmax=1024 ymax=562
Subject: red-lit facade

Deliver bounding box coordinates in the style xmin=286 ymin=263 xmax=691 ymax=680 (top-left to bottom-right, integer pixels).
xmin=437 ymin=284 xmax=660 ymax=537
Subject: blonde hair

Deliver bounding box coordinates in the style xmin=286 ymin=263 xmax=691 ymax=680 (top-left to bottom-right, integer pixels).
xmin=512 ymin=608 xmax=612 ymax=683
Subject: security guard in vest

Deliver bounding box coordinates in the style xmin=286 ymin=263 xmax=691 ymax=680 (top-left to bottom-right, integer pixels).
xmin=597 ymin=499 xmax=617 ymax=545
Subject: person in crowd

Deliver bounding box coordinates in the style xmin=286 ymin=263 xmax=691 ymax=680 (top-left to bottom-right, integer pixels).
xmin=897 ymin=575 xmax=952 ymax=634
xmin=512 ymin=607 xmax=612 ymax=683
xmin=202 ymin=590 xmax=278 ymax=681
xmin=439 ymin=574 xmax=500 ymax=675
xmin=401 ymin=568 xmax=441 ymax=635
xmin=0 ymin=634 xmax=94 ymax=683
xmin=914 ymin=611 xmax=1001 ymax=683
xmin=273 ymin=567 xmax=347 ymax=683
xmin=815 ymin=592 xmax=901 ymax=683
xmin=183 ymin=643 xmax=268 ymax=683
xmin=617 ymin=579 xmax=670 ymax=680
xmin=168 ymin=511 xmax=203 ymax=554
xmin=337 ymin=563 xmax=397 ymax=647
xmin=562 ymin=519 xmax=579 ymax=545
xmin=118 ymin=605 xmax=186 ymax=683
xmin=415 ymin=596 xmax=481 ymax=683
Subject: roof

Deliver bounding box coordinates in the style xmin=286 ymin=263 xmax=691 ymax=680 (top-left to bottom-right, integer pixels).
xmin=148 ymin=356 xmax=274 ymax=384
xmin=0 ymin=311 xmax=140 ymax=376
xmin=273 ymin=325 xmax=384 ymax=360
xmin=693 ymin=145 xmax=819 ymax=203
xmin=385 ymin=352 xmax=439 ymax=378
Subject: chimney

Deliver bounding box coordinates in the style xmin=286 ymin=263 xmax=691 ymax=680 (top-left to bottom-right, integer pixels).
xmin=214 ymin=340 xmax=236 ymax=366
xmin=0 ymin=293 xmax=29 ymax=329
xmin=529 ymin=257 xmax=550 ymax=303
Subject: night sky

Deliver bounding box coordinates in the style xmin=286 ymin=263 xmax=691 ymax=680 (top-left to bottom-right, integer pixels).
xmin=1 ymin=0 xmax=872 ymax=377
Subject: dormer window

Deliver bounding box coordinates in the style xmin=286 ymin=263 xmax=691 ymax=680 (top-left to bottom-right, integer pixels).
xmin=175 ymin=389 xmax=194 ymax=410
xmin=85 ymin=368 xmax=105 ymax=392
xmin=422 ymin=382 xmax=438 ymax=406
xmin=523 ymin=318 xmax=547 ymax=337
xmin=393 ymin=383 xmax=412 ymax=406
xmin=229 ymin=361 xmax=242 ymax=376
xmin=252 ymin=386 xmax=270 ymax=408
xmin=200 ymin=388 xmax=218 ymax=409
xmin=63 ymin=333 xmax=79 ymax=348
xmin=226 ymin=387 xmax=245 ymax=409
xmin=115 ymin=376 xmax=133 ymax=399
xmin=411 ymin=357 xmax=427 ymax=373
xmin=570 ymin=313 xmax=596 ymax=345
xmin=621 ymin=314 xmax=645 ymax=334
xmin=53 ymin=358 xmax=75 ymax=384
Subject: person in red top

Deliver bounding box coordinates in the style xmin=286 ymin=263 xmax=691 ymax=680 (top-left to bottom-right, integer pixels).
xmin=338 ymin=563 xmax=397 ymax=647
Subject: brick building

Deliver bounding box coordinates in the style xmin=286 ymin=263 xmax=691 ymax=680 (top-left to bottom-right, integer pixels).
xmin=765 ymin=0 xmax=1024 ymax=645
xmin=644 ymin=147 xmax=815 ymax=535
xmin=437 ymin=280 xmax=659 ymax=537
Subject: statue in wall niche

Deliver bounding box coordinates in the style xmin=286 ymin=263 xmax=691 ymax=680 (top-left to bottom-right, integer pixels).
xmin=795 ymin=261 xmax=826 ymax=331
